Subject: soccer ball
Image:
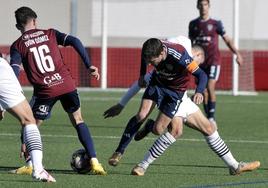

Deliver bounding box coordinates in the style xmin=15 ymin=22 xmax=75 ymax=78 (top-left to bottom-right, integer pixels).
xmin=70 ymin=149 xmax=91 ymax=174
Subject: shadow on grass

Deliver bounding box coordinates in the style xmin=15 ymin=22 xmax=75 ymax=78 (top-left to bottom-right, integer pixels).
xmin=109 ymin=162 xmax=267 ymax=176
xmin=0 ymin=166 xmax=75 ymax=175
xmin=0 ymin=163 xmax=266 ymax=176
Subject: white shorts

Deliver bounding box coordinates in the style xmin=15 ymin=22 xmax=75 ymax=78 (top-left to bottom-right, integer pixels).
xmin=0 ymin=58 xmax=25 ymax=110
xmin=175 ymin=91 xmax=199 ymax=119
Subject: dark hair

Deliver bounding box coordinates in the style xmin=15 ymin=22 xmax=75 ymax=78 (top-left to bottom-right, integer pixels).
xmin=142 ymin=38 xmax=163 ymax=62
xmin=197 ymin=0 xmax=210 ymax=6
xmin=15 ymin=6 xmax=37 ymax=30
xmin=0 ymin=53 xmax=2 ymax=58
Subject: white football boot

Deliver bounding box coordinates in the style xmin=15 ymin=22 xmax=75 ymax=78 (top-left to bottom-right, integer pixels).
xmin=32 ymin=169 xmax=56 ymax=182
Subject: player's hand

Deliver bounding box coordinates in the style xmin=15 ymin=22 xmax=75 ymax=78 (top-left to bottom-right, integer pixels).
xmin=89 ymin=65 xmax=100 ymax=80
xmin=236 ymin=53 xmax=243 ymax=66
xmin=192 ymin=93 xmax=203 ymax=105
xmin=103 ymin=103 xmax=124 ymax=118
xmin=138 ymin=76 xmax=147 ymax=87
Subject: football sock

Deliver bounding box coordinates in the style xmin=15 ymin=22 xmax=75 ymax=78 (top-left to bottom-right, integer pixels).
xmin=205 ymin=131 xmax=239 ymax=170
xmin=20 ymin=127 xmax=33 ymax=166
xmin=25 ymin=156 xmax=33 ymax=167
xmin=75 ymin=123 xmax=96 ymax=158
xmin=203 ymin=103 xmax=209 ymax=116
xmin=115 ymin=116 xmax=143 ymax=154
xmin=23 ymin=124 xmax=43 ymax=171
xmin=208 ymin=101 xmax=216 ymax=119
xmin=139 ymin=132 xmax=176 ymax=170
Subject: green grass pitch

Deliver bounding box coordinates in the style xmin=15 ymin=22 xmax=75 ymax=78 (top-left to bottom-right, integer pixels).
xmin=0 ymin=91 xmax=268 ymax=188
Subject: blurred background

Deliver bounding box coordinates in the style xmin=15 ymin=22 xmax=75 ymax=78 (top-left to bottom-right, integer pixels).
xmin=0 ymin=0 xmax=267 ymax=92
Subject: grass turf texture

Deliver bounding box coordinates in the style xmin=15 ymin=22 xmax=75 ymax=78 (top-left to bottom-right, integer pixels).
xmin=0 ymin=91 xmax=267 ymax=188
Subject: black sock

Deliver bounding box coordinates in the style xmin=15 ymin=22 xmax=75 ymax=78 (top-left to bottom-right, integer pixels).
xmin=115 ymin=116 xmax=142 ymax=154
xmin=208 ymin=101 xmax=216 ymax=119
xmin=75 ymin=123 xmax=96 ymax=158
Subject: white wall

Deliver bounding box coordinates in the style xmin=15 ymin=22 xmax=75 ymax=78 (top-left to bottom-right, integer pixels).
xmin=1 ymin=0 xmax=267 ymax=49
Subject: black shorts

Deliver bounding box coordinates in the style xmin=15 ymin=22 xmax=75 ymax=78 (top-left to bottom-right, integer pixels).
xmin=203 ymin=65 xmax=221 ymax=81
xmin=142 ymin=84 xmax=184 ymax=118
xmin=30 ymin=90 xmax=80 ymax=120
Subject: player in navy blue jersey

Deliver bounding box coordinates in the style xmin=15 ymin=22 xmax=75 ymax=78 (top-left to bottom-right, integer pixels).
xmin=108 ymin=37 xmax=207 ymax=166
xmin=134 ymin=38 xmax=207 ymax=140
xmin=9 ymin=6 xmax=106 ymax=176
xmin=189 ymin=0 xmax=243 ymax=125
xmin=104 ymin=37 xmax=260 ymax=176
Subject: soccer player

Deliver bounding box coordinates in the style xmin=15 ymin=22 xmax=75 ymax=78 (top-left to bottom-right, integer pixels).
xmin=104 ymin=38 xmax=260 ymax=176
xmin=0 ymin=56 xmax=55 ymax=182
xmin=106 ymin=36 xmax=207 ymax=165
xmin=10 ymin=6 xmax=106 ymax=175
xmin=188 ymin=0 xmax=243 ymax=125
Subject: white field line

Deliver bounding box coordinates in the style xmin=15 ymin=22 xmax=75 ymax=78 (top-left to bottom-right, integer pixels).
xmin=0 ymin=133 xmax=268 ymax=144
xmin=79 ymin=96 xmax=268 ymax=104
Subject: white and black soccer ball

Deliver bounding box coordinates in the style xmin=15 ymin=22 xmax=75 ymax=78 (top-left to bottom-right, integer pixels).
xmin=70 ymin=149 xmax=91 ymax=174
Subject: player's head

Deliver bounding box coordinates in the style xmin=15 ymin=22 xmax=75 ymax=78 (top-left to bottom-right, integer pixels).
xmin=15 ymin=6 xmax=37 ymax=31
xmin=192 ymin=44 xmax=205 ymax=65
xmin=197 ymin=0 xmax=210 ymax=16
xmin=142 ymin=38 xmax=165 ymax=66
xmin=197 ymin=0 xmax=210 ymax=6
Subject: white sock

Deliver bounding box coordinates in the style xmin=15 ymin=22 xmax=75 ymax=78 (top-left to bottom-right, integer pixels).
xmin=90 ymin=157 xmax=99 ymax=165
xmin=205 ymin=131 xmax=239 ymax=170
xmin=24 ymin=124 xmax=43 ymax=172
xmin=26 ymin=158 xmax=33 ymax=167
xmin=139 ymin=132 xmax=176 ymax=170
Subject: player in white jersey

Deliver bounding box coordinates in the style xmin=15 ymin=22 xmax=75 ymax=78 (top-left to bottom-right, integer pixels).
xmin=104 ymin=36 xmax=260 ymax=176
xmin=0 ymin=57 xmax=55 ymax=182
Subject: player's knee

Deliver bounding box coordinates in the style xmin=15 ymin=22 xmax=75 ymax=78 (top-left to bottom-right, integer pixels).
xmin=20 ymin=116 xmax=36 ymax=126
xmin=136 ymin=112 xmax=147 ymax=123
xmin=74 ymin=117 xmax=84 ymax=125
xmin=152 ymin=125 xmax=164 ymax=135
xmin=203 ymin=121 xmax=216 ymax=136
xmin=170 ymin=128 xmax=183 ymax=139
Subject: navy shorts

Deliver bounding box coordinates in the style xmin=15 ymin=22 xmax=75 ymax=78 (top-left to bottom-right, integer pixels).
xmin=30 ymin=90 xmax=80 ymax=120
xmin=203 ymin=65 xmax=221 ymax=81
xmin=142 ymin=84 xmax=184 ymax=118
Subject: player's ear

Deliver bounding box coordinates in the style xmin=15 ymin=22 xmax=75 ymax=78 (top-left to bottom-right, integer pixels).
xmin=33 ymin=18 xmax=37 ymax=26
xmin=15 ymin=23 xmax=23 ymax=31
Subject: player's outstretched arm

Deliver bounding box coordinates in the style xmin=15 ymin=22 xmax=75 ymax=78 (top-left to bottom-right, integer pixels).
xmin=103 ymin=80 xmax=141 ymax=118
xmin=103 ymin=71 xmax=152 ymax=119
xmin=103 ymin=103 xmax=124 ymax=119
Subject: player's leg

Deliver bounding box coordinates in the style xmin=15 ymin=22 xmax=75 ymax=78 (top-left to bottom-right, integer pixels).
xmin=109 ymin=84 xmax=159 ymax=166
xmin=134 ymin=87 xmax=183 ymax=141
xmin=13 ymin=96 xmax=53 ymax=175
xmin=132 ymin=117 xmax=183 ymax=176
xmin=68 ymin=108 xmax=106 ymax=175
xmin=11 ymin=128 xmax=33 ymax=175
xmin=186 ymin=109 xmax=260 ymax=175
xmin=132 ymin=93 xmax=188 ymax=175
xmin=109 ymin=98 xmax=155 ymax=166
xmin=7 ymin=100 xmax=55 ymax=182
xmin=203 ymin=88 xmax=209 ymax=115
xmin=206 ymin=65 xmax=220 ymax=124
xmin=61 ymin=90 xmax=106 ymax=175
xmin=207 ymin=79 xmax=217 ymax=120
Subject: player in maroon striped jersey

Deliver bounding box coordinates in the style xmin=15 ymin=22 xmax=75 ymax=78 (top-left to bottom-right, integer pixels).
xmin=10 ymin=6 xmax=106 ymax=176
xmin=188 ymin=0 xmax=243 ymax=125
